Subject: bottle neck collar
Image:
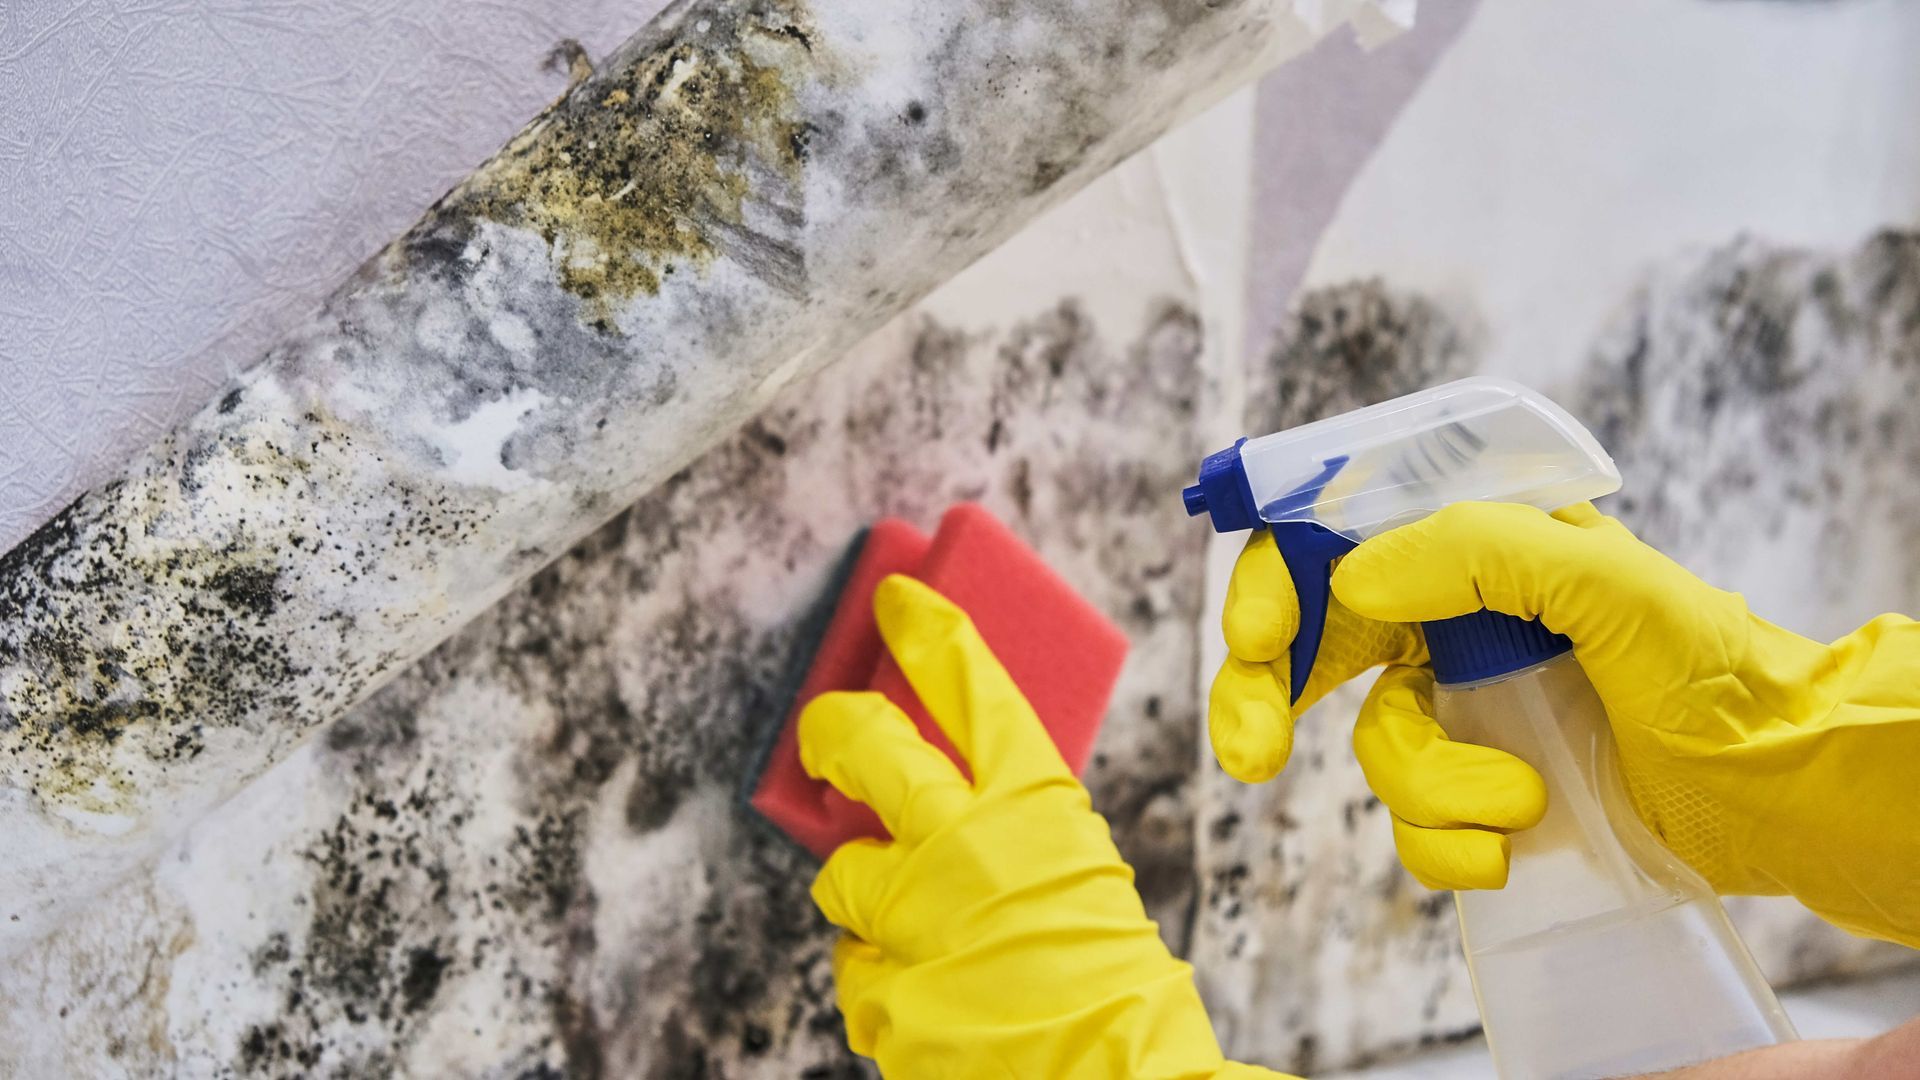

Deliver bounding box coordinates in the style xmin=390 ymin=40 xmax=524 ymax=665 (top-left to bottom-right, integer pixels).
xmin=1424 ymin=610 xmax=1572 ymax=687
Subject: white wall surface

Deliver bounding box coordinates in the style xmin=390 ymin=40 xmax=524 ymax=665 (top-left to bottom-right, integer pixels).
xmin=0 ymin=0 xmax=669 ymax=551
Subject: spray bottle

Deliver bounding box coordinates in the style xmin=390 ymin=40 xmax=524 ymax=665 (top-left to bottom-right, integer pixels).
xmin=1183 ymin=377 xmax=1795 ymax=1079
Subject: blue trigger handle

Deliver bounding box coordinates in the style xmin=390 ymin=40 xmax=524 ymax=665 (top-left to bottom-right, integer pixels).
xmin=1269 ymin=522 xmax=1359 ymax=703
xmin=1184 ymin=449 xmax=1359 ymax=703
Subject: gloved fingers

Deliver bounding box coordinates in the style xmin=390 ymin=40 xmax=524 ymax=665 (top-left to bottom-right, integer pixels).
xmin=1221 ymin=524 xmax=1423 ymax=716
xmin=1208 ymin=655 xmax=1294 ymax=783
xmin=1331 ymin=502 xmax=1631 ymax=649
xmin=829 ymin=934 xmax=892 ymax=1056
xmin=798 ymin=690 xmax=974 ymax=845
xmin=1390 ymin=815 xmax=1515 ymax=891
xmin=1298 ymin=605 xmax=1426 ymax=708
xmin=871 ymin=574 xmax=1070 ymax=791
xmin=1554 ymin=501 xmax=1650 ymax=555
xmin=1354 ymin=665 xmax=1548 ymax=831
xmin=1548 ymin=500 xmax=1606 ymax=528
xmin=1223 ymin=530 xmax=1299 ymax=665
xmin=813 ymin=838 xmax=901 ymax=942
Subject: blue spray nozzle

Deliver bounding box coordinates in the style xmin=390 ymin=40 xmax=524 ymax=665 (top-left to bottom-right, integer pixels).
xmin=1180 ymin=485 xmax=1208 ymax=517
xmin=1182 ymin=438 xmax=1257 ymax=531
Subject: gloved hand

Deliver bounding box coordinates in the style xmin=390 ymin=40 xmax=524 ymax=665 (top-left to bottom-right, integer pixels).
xmin=800 ymin=574 xmax=1294 ymax=1080
xmin=1209 ymin=528 xmax=1550 ymax=891
xmin=1330 ymin=501 xmax=1920 ymax=947
xmin=1214 ymin=500 xmax=1920 ymax=948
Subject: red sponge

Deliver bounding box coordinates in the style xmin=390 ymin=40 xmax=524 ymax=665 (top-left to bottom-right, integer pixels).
xmin=748 ymin=518 xmax=932 ymax=859
xmin=748 ymin=504 xmax=1129 ymax=859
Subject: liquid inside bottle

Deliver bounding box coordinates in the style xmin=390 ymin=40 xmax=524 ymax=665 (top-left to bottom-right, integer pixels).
xmin=1436 ymin=654 xmax=1796 ymax=1080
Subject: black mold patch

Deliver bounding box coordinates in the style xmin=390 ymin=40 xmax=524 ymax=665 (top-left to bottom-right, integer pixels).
xmin=1580 ymin=231 xmax=1920 ymax=563
xmin=208 ymin=565 xmax=282 ymax=616
xmin=834 ymin=0 xmax=1263 ymax=242
xmin=0 ymin=497 xmax=293 ymax=778
xmin=1252 ymin=279 xmax=1476 ymax=432
xmin=401 ymin=947 xmax=451 ymax=1014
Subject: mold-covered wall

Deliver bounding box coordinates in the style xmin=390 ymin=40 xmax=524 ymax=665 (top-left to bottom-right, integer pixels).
xmin=6 ymin=1 xmax=1919 ymax=1077
xmin=0 ymin=0 xmax=1387 ymax=954
xmin=0 ymin=146 xmax=1229 ymax=1075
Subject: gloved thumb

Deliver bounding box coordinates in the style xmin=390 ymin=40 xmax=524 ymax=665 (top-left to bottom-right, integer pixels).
xmin=1330 ymin=502 xmax=1631 ymax=650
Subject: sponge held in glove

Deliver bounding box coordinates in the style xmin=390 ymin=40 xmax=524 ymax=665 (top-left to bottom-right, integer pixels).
xmin=748 ymin=504 xmax=1128 ymax=859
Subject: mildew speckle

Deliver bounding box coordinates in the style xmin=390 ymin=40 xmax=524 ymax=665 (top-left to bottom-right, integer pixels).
xmin=0 ymin=495 xmax=298 ymax=804
xmin=208 ymin=565 xmax=283 ymax=616
xmin=0 ymin=407 xmax=486 ymax=816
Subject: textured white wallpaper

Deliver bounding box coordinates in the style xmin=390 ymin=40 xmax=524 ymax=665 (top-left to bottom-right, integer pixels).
xmin=0 ymin=0 xmax=667 ymax=551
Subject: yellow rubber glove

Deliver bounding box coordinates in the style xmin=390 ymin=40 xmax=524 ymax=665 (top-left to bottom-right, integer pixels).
xmin=1210 ymin=529 xmax=1551 ymax=891
xmin=800 ymin=575 xmax=1296 ymax=1080
xmin=1331 ymin=502 xmax=1920 ymax=948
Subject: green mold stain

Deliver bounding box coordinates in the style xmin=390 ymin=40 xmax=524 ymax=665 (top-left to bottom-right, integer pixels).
xmin=453 ymin=2 xmax=817 ymax=323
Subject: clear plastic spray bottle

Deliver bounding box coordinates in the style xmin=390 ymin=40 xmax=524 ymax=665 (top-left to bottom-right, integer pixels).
xmin=1184 ymin=377 xmax=1795 ymax=1079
